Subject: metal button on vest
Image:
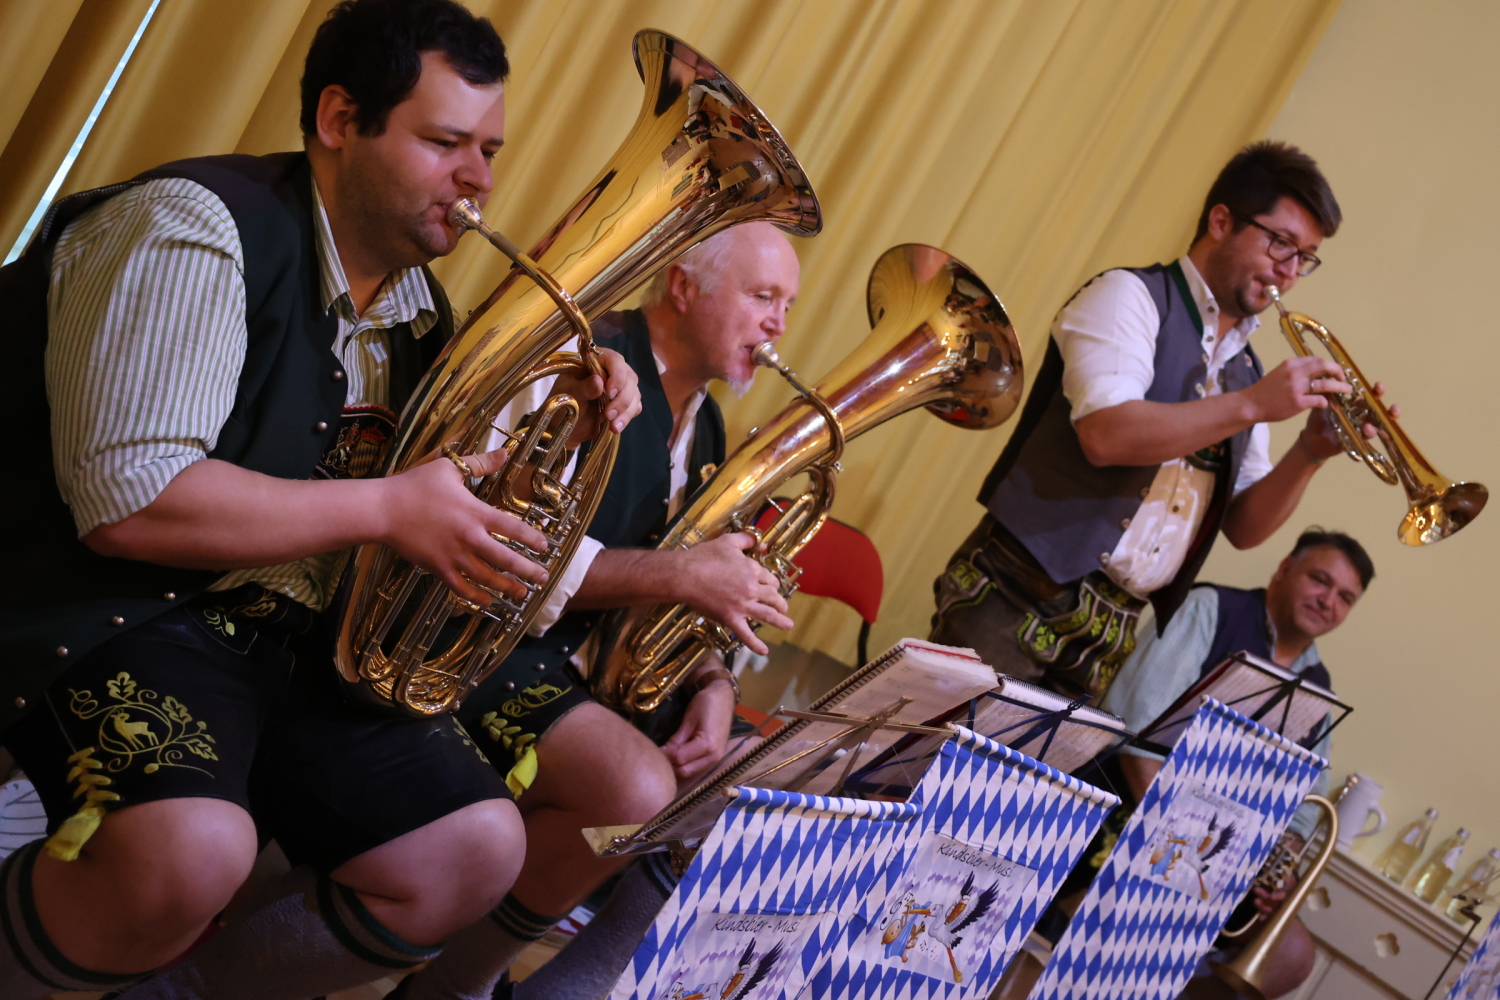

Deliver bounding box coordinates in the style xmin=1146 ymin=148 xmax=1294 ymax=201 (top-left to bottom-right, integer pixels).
xmin=1245 ymin=355 xmax=1253 ymax=367
xmin=559 ymin=646 xmax=570 ymax=655
xmin=109 ymin=615 xmax=125 ymax=627
xmin=1140 ymin=487 xmax=1150 ymax=500
xmin=534 ymin=662 xmax=546 ymax=672
xmin=1201 ymin=353 xmax=1210 ymax=364
xmin=13 ymin=697 xmax=24 ymax=710
xmin=163 ymin=591 xmax=176 ymax=601
xmin=331 ymin=370 xmax=345 ymax=382
xmin=1098 ymin=553 xmax=1110 ymax=566
xmin=1120 ymin=517 xmax=1131 ymax=530
xmin=55 ymin=646 xmax=68 ymax=658
xmin=314 ymin=421 xmax=329 ymax=433
xmin=1194 ymin=382 xmax=1206 ymax=397
xmin=505 ymin=681 xmax=516 ymax=691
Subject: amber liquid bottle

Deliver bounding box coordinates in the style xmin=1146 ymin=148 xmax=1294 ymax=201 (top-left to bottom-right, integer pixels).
xmin=1410 ymin=828 xmax=1470 ymax=905
xmin=1375 ymin=808 xmax=1438 ymax=883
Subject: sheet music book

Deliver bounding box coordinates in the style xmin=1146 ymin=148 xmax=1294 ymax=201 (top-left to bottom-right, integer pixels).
xmin=845 ymin=674 xmax=1132 ymax=797
xmin=1137 ymin=651 xmax=1351 ymax=755
xmin=588 ymin=639 xmax=997 ymax=854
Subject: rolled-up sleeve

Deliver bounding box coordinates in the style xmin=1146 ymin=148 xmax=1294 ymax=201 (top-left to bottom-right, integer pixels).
xmin=1233 ymin=421 xmax=1273 ymax=495
xmin=46 ymin=179 xmax=246 ymax=536
xmin=1054 ymin=268 xmax=1162 ymax=422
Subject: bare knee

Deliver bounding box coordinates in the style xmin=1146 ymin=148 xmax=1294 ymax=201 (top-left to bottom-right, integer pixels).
xmin=34 ymin=798 xmax=257 ymax=969
xmin=530 ymin=705 xmax=677 ymax=825
xmin=335 ymin=798 xmax=525 ymax=945
xmin=1261 ymin=916 xmax=1317 ymax=998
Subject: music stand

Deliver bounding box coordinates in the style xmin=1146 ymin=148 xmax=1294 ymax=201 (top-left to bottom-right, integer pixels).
xmin=1134 ymin=651 xmax=1351 ymax=758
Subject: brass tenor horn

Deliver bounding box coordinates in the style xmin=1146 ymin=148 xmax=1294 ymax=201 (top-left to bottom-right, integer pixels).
xmin=589 ymin=244 xmax=1024 ymax=731
xmin=1211 ymin=795 xmax=1339 ymax=1000
xmin=334 ymin=29 xmax=820 ymax=716
xmin=1269 ymin=287 xmax=1486 ymax=545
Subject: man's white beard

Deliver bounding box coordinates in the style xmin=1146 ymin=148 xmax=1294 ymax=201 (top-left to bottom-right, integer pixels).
xmin=726 ymin=371 xmax=756 ymax=398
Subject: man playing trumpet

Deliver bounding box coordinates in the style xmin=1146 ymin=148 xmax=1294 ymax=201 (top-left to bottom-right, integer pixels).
xmin=932 ymin=141 xmax=1394 ymax=702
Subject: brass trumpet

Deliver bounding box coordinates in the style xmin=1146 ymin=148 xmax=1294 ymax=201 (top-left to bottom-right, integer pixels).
xmin=333 ymin=29 xmax=820 ymax=716
xmin=589 ymin=244 xmax=1024 ymax=731
xmin=1269 ymin=287 xmax=1486 ymax=545
xmin=1212 ymin=795 xmax=1339 ymax=1000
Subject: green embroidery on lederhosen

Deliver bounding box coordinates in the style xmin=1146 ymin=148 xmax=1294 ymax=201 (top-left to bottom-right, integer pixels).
xmin=46 ymin=672 xmax=220 ymax=862
xmin=935 ymin=557 xmax=993 ymax=618
xmin=1016 ymin=576 xmax=1141 ymax=699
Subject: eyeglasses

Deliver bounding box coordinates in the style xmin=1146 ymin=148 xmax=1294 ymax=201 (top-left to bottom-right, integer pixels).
xmin=1234 ymin=214 xmax=1322 ymax=277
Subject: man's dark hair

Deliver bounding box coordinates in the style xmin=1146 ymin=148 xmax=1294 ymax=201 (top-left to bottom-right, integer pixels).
xmin=1290 ymin=526 xmax=1375 ymax=590
xmin=300 ymin=0 xmax=509 ymax=138
xmin=1193 ymin=140 xmax=1341 ymax=243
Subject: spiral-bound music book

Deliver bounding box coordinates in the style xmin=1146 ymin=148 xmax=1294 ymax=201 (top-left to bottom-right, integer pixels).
xmin=584 ymin=639 xmax=997 ymax=856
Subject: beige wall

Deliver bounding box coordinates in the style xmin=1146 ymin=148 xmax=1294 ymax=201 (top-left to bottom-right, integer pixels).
xmin=1198 ymin=0 xmax=1500 ymax=867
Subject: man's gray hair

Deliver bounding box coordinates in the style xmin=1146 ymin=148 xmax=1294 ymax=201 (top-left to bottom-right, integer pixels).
xmin=639 ymin=223 xmax=792 ymax=308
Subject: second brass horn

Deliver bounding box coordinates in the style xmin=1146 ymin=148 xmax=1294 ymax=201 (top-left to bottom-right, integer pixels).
xmin=589 ymin=244 xmax=1024 ymax=730
xmin=1269 ymin=286 xmax=1486 ymax=545
xmin=334 ymin=29 xmax=820 ymax=716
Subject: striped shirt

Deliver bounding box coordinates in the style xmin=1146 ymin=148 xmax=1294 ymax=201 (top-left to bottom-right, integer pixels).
xmin=46 ymin=175 xmax=439 ymax=611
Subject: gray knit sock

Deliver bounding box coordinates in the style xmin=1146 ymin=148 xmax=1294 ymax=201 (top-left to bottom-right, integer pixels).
xmin=402 ymin=893 xmax=560 ymax=1000
xmin=515 ymin=853 xmax=676 ymax=1000
xmin=0 ymin=840 xmax=151 ymax=999
xmin=118 ymin=866 xmax=442 ymax=999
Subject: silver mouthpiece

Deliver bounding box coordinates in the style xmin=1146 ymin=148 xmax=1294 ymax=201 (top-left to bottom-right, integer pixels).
xmin=751 ymin=342 xmax=785 ymax=372
xmin=448 ymin=198 xmax=484 ymax=233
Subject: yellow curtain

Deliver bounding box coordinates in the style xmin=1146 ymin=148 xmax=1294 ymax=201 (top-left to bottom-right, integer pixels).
xmin=0 ymin=0 xmax=153 ymax=252
xmin=0 ymin=0 xmax=1340 ymax=662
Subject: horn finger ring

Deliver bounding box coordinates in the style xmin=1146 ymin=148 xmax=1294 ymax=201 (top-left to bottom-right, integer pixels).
xmin=442 ymin=445 xmax=477 ymax=480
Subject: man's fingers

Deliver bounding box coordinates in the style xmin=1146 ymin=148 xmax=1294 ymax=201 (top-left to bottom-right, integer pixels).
xmin=722 ymin=531 xmax=757 ymax=553
xmin=757 ymin=606 xmax=795 ymax=632
xmin=731 ymin=616 xmax=769 ymax=655
xmin=465 ymin=447 xmax=512 ymax=479
xmin=470 ymin=531 xmax=549 ymax=587
xmin=482 ymin=508 xmax=550 ymax=556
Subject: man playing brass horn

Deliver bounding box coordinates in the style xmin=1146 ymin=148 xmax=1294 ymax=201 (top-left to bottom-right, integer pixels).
xmin=932 ymin=141 xmax=1392 ymax=702
xmin=396 ymin=222 xmax=801 ymax=1000
xmin=0 ymin=3 xmax=644 ymax=998
xmin=1101 ymin=527 xmax=1374 ymax=997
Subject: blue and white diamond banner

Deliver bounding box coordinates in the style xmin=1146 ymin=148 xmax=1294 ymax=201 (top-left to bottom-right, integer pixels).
xmin=1028 ymin=697 xmax=1326 ymax=1000
xmin=610 ymin=786 xmax=920 ymax=1000
xmin=806 ymin=725 xmax=1119 ymax=1000
xmin=1446 ymin=908 xmax=1500 ymax=1000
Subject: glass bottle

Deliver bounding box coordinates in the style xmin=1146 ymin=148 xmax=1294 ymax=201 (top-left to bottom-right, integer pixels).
xmin=1410 ymin=828 xmax=1470 ymax=905
xmin=1375 ymin=808 xmax=1438 ymax=883
xmin=1445 ymin=848 xmax=1500 ymax=920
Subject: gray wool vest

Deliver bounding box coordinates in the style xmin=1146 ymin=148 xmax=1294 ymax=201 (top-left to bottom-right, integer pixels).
xmin=979 ymin=261 xmax=1264 ymax=626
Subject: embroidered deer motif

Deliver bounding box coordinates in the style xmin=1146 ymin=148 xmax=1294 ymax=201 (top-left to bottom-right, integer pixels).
xmin=109 ymin=711 xmax=159 ymax=750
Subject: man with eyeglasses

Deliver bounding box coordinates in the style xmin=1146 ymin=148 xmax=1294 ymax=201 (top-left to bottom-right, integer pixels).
xmin=932 ymin=140 xmax=1381 ymax=703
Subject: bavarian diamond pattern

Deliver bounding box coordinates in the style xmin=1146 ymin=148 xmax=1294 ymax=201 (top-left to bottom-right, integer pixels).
xmin=610 ymin=787 xmax=921 ymax=1000
xmin=1029 ymin=698 xmax=1327 ymax=1000
xmin=804 ymin=725 xmax=1118 ymax=1000
xmin=1446 ymin=908 xmax=1500 ymax=999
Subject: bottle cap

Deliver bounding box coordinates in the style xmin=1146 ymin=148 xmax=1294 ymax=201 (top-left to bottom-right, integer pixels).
xmin=1459 ymin=828 xmax=1471 ymax=838
xmin=1488 ymin=848 xmax=1500 ymax=859
xmin=1427 ymin=808 xmax=1440 ymax=819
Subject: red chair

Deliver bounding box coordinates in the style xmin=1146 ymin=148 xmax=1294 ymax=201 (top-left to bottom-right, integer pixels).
xmin=753 ymin=501 xmax=884 ymax=666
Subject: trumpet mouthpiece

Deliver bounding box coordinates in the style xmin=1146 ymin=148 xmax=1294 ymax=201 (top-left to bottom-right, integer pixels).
xmin=448 ymin=198 xmax=484 ymax=232
xmin=752 ymin=342 xmax=784 ymax=371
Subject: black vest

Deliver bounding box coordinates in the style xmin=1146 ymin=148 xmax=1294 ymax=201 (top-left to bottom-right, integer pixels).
xmin=1199 ymin=585 xmax=1332 ymax=691
xmin=0 ymin=153 xmax=452 ymax=731
xmin=980 ymin=261 xmax=1263 ymax=627
xmin=456 ymin=309 xmax=725 ymax=723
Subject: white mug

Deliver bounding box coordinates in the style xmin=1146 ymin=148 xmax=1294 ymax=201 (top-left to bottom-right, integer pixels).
xmin=1334 ymin=773 xmax=1388 ymax=846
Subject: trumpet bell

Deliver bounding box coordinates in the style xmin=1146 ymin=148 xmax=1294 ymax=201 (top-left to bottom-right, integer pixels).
xmin=1400 ymin=480 xmax=1488 ymax=546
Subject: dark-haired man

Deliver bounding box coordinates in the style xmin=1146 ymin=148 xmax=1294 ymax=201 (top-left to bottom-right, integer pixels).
xmin=0 ymin=1 xmax=639 ymax=998
xmin=1100 ymin=528 xmax=1374 ymax=998
xmin=931 ymin=140 xmax=1389 ymax=702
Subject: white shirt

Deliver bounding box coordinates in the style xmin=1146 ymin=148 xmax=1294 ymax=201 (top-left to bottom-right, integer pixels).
xmin=486 ymin=342 xmax=705 ymax=635
xmin=1052 ymin=256 xmax=1273 ymax=598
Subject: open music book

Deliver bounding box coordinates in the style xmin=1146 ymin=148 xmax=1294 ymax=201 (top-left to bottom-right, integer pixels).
xmin=584 ymin=639 xmax=997 ymax=855
xmin=1136 ymin=650 xmax=1352 ymax=756
xmin=844 ymin=673 xmax=1131 ymax=797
